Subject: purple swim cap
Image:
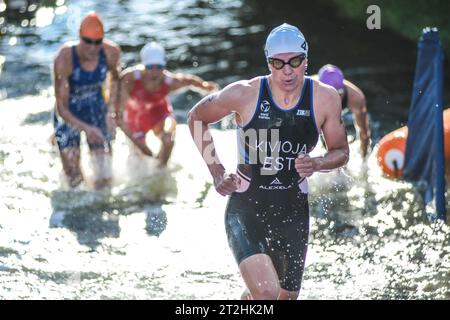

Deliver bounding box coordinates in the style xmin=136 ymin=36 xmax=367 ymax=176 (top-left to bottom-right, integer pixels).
xmin=318 ymin=64 xmax=344 ymax=91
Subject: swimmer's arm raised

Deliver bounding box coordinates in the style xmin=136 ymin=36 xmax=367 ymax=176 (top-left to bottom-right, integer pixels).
xmin=169 ymin=72 xmax=219 ymax=94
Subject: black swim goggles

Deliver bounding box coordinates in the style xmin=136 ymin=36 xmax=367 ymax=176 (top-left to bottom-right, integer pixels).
xmin=268 ymin=54 xmax=306 ymax=70
xmin=81 ymin=37 xmax=103 ymax=45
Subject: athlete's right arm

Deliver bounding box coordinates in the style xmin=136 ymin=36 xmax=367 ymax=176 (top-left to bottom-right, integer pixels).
xmin=188 ymin=81 xmax=253 ymax=196
xmin=53 ymin=47 xmax=104 ymax=144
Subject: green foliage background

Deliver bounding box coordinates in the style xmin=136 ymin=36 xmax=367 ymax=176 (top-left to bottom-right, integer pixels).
xmin=333 ymin=0 xmax=450 ymax=53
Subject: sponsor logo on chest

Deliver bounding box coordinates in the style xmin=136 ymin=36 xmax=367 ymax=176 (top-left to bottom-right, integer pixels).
xmin=258 ymin=100 xmax=271 ymax=120
xmin=296 ymin=109 xmax=310 ymax=117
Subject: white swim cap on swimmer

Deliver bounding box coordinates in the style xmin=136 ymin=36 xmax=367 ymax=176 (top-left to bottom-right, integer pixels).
xmin=140 ymin=42 xmax=166 ymax=66
xmin=265 ymin=23 xmax=308 ymax=58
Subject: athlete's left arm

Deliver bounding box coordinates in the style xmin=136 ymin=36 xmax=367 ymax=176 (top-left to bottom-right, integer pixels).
xmin=169 ymin=72 xmax=219 ymax=94
xmin=104 ymin=41 xmax=122 ymax=114
xmin=102 ymin=41 xmax=121 ymax=138
xmin=295 ymin=84 xmax=349 ymax=177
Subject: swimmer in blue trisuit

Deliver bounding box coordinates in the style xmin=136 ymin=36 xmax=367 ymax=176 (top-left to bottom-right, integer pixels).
xmin=188 ymin=23 xmax=349 ymax=299
xmin=53 ymin=12 xmax=121 ymax=189
xmin=315 ymin=64 xmax=371 ymax=158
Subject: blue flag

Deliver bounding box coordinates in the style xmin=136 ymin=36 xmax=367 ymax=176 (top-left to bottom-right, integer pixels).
xmin=403 ymin=27 xmax=446 ymax=222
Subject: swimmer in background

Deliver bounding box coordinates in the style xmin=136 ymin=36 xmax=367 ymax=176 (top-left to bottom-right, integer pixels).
xmin=315 ymin=64 xmax=371 ymax=158
xmin=116 ymin=41 xmax=218 ymax=167
xmin=53 ymin=11 xmax=121 ymax=189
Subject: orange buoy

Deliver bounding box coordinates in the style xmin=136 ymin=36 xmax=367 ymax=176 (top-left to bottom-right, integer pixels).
xmin=376 ymin=126 xmax=408 ymax=178
xmin=443 ymin=108 xmax=450 ymax=160
xmin=377 ymin=108 xmax=450 ymax=178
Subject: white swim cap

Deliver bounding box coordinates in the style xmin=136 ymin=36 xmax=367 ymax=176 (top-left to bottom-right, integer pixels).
xmin=140 ymin=42 xmax=166 ymax=66
xmin=265 ymin=23 xmax=308 ymax=58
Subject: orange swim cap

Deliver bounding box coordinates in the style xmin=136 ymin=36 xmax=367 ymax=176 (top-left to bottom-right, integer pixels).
xmin=79 ymin=11 xmax=104 ymax=39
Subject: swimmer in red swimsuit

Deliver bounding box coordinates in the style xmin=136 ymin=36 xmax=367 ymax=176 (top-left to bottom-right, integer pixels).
xmin=116 ymin=42 xmax=218 ymax=167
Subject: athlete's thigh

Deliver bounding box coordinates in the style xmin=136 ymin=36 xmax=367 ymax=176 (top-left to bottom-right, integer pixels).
xmin=225 ymin=195 xmax=267 ymax=265
xmin=273 ymin=216 xmax=309 ymax=292
xmin=239 ymin=253 xmax=280 ymax=296
xmin=225 ymin=194 xmax=281 ymax=297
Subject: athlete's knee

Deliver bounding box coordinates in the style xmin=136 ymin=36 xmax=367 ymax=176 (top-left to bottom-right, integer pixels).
xmin=164 ymin=116 xmax=177 ymax=132
xmin=61 ymin=153 xmax=81 ymax=172
xmin=278 ymin=290 xmax=299 ymax=300
xmin=89 ymin=151 xmax=113 ymax=182
xmin=250 ymin=287 xmax=280 ymax=300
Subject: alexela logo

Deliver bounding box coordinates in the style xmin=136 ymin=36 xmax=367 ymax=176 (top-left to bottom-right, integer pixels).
xmin=270 ymin=177 xmax=283 ymax=185
xmin=296 ymin=109 xmax=310 ymax=117
xmin=259 ymin=178 xmax=293 ymax=190
xmin=260 ymin=100 xmax=270 ymax=113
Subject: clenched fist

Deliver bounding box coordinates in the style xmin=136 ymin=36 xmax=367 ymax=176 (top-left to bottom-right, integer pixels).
xmin=295 ymin=153 xmax=316 ymax=177
xmin=213 ymin=172 xmax=241 ymax=196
